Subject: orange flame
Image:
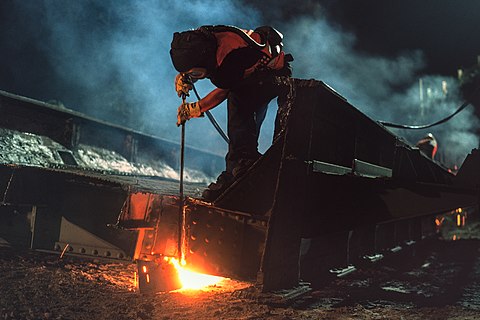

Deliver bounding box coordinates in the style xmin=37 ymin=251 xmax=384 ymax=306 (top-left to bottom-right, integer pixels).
xmin=164 ymin=257 xmax=226 ymax=290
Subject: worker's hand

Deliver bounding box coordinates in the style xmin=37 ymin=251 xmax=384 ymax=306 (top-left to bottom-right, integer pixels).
xmin=175 ymin=73 xmax=193 ymax=98
xmin=177 ymin=101 xmax=203 ymax=126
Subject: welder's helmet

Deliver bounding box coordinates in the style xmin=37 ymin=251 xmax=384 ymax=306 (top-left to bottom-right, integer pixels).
xmin=170 ymin=28 xmax=218 ymax=74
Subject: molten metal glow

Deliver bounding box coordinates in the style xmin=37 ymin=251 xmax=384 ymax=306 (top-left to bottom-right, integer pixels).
xmin=165 ymin=257 xmax=225 ymax=290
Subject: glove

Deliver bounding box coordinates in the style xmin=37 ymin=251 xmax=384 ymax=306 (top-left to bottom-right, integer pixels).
xmin=175 ymin=73 xmax=193 ymax=98
xmin=177 ymin=101 xmax=203 ymax=126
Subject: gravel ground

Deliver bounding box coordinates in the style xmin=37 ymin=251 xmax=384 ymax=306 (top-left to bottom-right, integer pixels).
xmin=1 ymin=219 xmax=480 ymax=319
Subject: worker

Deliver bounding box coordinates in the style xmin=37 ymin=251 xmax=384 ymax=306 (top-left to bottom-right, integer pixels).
xmin=170 ymin=25 xmax=293 ymax=201
xmin=416 ymin=133 xmax=438 ymax=159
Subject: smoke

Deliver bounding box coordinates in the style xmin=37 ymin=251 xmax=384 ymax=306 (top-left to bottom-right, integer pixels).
xmin=280 ymin=16 xmax=479 ymax=167
xmin=9 ymin=0 xmax=260 ymax=157
xmin=3 ymin=1 xmax=478 ymax=168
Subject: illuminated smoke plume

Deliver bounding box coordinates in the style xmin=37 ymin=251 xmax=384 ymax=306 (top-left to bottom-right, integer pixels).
xmin=282 ymin=15 xmax=479 ymax=168
xmin=7 ymin=0 xmax=260 ymax=158
xmin=3 ymin=1 xmax=478 ymax=169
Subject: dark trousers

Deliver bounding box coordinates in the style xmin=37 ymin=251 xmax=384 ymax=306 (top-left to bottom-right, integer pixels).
xmin=225 ymin=73 xmax=280 ymax=173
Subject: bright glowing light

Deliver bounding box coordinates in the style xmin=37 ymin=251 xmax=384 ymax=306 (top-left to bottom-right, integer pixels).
xmin=435 ymin=217 xmax=444 ymax=226
xmin=165 ymin=257 xmax=225 ymax=290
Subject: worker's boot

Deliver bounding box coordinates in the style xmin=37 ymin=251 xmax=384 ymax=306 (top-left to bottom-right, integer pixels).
xmin=201 ymin=171 xmax=234 ymax=202
xmin=231 ymin=158 xmax=258 ymax=179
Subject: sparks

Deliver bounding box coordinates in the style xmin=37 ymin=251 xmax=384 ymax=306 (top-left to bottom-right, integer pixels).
xmin=165 ymin=257 xmax=226 ymax=290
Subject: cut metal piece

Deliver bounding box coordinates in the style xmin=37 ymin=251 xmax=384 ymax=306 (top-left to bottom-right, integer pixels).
xmin=353 ymin=159 xmax=393 ymax=178
xmin=364 ymin=253 xmax=384 ymax=263
xmin=56 ymin=217 xmax=129 ymax=260
xmin=390 ymin=245 xmax=403 ymax=253
xmin=311 ymin=160 xmax=351 ymax=175
xmin=329 ymin=265 xmax=356 ymax=278
xmin=233 ymin=282 xmax=312 ymax=305
xmin=136 ymin=260 xmax=182 ymax=293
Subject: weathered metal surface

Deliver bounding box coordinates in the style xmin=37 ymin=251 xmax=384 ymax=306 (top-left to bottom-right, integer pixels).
xmin=123 ymin=194 xmax=268 ymax=280
xmin=0 ymin=163 xmax=206 ymax=259
xmin=3 ymin=79 xmax=480 ymax=294
xmin=183 ymin=199 xmax=268 ymax=278
xmin=202 ymin=79 xmax=478 ymax=291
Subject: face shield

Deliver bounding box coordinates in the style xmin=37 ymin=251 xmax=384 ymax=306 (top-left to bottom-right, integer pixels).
xmin=183 ymin=67 xmax=209 ymax=81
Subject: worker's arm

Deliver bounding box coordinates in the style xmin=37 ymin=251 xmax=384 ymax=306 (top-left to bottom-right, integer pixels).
xmin=176 ymin=88 xmax=230 ymax=126
xmin=198 ymin=88 xmax=229 ymax=112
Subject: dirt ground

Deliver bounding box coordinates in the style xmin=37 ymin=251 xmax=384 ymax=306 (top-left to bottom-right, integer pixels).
xmin=2 ymin=233 xmax=480 ymax=320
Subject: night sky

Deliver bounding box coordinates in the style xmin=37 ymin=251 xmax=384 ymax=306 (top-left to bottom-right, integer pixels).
xmin=317 ymin=0 xmax=480 ymax=75
xmin=246 ymin=0 xmax=480 ymax=75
